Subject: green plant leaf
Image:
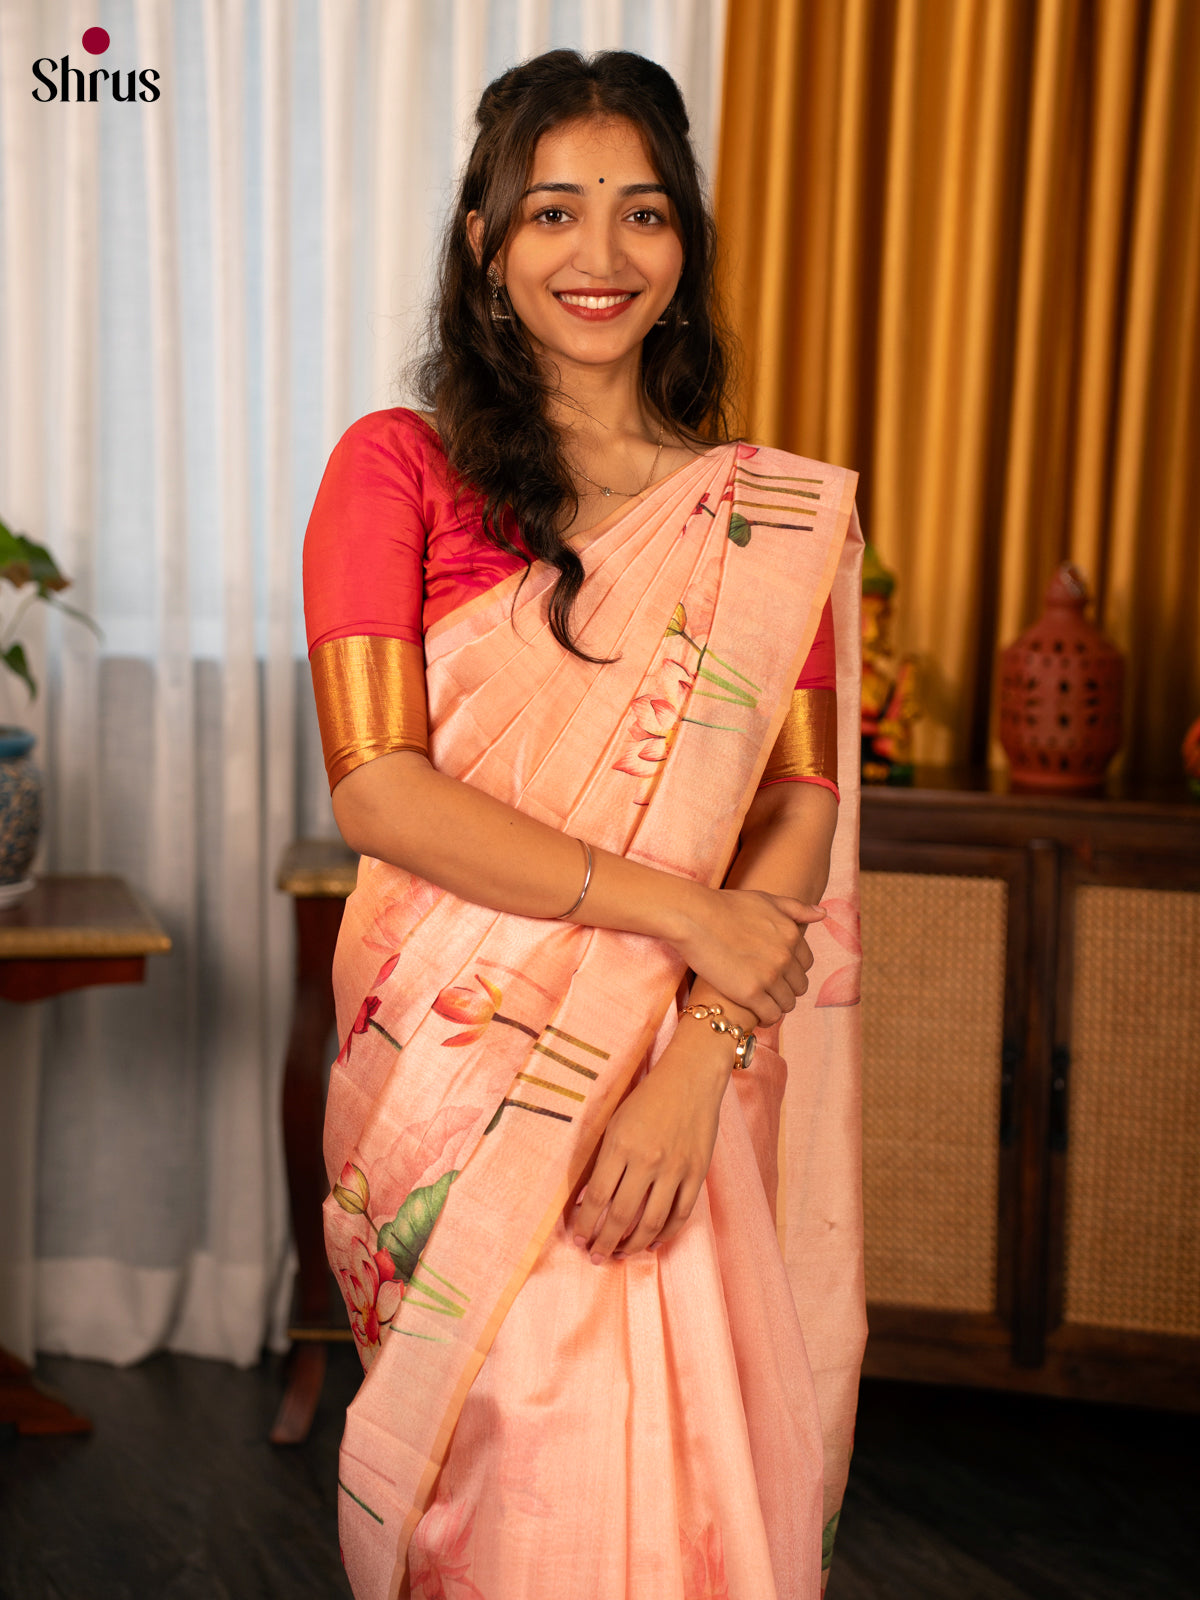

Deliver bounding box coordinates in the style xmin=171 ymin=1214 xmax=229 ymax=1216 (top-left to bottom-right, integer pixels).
xmin=728 ymin=512 xmax=752 ymax=548
xmin=43 ymin=591 xmax=104 ymax=640
xmin=376 ymin=1169 xmax=458 ymax=1283
xmin=1 ymin=642 xmax=36 ymax=698
xmin=0 ymin=524 xmax=32 ymax=587
xmin=0 ymin=523 xmax=68 ymax=592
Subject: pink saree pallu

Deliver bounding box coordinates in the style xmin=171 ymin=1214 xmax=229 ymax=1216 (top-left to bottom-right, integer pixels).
xmin=323 ymin=441 xmax=866 ymax=1600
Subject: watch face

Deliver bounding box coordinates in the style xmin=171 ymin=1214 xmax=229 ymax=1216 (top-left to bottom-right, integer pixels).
xmin=739 ymin=1032 xmax=756 ymax=1069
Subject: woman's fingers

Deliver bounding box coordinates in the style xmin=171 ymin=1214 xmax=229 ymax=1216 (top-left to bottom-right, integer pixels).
xmin=785 ymin=957 xmax=809 ymax=997
xmin=649 ymin=1175 xmax=704 ymax=1250
xmin=752 ymin=990 xmax=781 ymax=1025
xmin=773 ymin=894 xmax=826 ymax=927
xmin=586 ymin=1168 xmax=652 ymax=1262
xmin=572 ymin=1142 xmax=625 ymax=1246
xmin=615 ymin=1184 xmax=676 ymax=1259
xmin=680 ymin=887 xmax=829 ymax=1025
xmin=575 ymin=1151 xmax=695 ymax=1263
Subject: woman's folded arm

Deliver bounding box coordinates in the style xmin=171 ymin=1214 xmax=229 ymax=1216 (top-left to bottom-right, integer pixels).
xmin=331 ymin=749 xmax=824 ymax=1026
xmin=573 ymin=779 xmax=838 ymax=1262
xmin=684 ymin=778 xmax=837 ymax=1031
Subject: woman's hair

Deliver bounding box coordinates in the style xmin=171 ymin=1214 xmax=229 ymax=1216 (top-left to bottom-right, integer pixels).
xmin=415 ymin=48 xmax=736 ymax=658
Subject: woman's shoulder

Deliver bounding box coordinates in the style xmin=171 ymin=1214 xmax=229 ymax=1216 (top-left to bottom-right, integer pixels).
xmin=737 ymin=441 xmax=859 ymax=518
xmin=306 ymin=409 xmax=444 ymax=560
xmin=331 ymin=406 xmax=442 ymax=471
xmin=737 ymin=439 xmax=855 ymax=479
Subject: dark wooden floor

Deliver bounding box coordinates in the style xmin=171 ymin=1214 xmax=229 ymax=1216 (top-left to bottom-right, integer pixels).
xmin=1 ymin=1347 xmax=1195 ymax=1598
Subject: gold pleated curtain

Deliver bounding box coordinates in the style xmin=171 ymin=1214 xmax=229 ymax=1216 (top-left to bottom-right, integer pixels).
xmin=716 ymin=0 xmax=1200 ymax=778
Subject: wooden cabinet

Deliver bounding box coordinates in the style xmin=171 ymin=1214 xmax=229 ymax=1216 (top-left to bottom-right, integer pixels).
xmin=857 ymin=773 xmax=1200 ymax=1411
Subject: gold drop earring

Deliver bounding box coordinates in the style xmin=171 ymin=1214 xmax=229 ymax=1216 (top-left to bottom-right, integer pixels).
xmin=655 ymin=300 xmax=689 ymax=329
xmin=487 ymin=263 xmax=512 ymax=322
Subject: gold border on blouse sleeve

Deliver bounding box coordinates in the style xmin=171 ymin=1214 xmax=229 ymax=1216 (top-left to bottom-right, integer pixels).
xmin=310 ymin=636 xmax=429 ymax=792
xmin=761 ymin=687 xmax=838 ymax=785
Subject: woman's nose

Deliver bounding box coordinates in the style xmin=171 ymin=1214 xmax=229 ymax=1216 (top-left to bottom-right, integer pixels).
xmin=571 ymin=217 xmax=625 ymax=280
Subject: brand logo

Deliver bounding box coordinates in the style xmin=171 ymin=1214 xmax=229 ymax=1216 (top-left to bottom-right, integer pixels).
xmin=32 ymin=26 xmax=161 ymax=103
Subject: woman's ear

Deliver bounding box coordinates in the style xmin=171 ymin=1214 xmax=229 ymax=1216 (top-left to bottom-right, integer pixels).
xmin=466 ymin=211 xmax=485 ymax=267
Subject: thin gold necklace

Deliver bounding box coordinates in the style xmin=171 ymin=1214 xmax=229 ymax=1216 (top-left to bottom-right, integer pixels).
xmin=570 ymin=416 xmax=666 ymax=498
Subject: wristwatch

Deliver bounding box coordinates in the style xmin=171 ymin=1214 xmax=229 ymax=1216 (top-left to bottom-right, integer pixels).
xmin=680 ymin=1003 xmax=757 ymax=1070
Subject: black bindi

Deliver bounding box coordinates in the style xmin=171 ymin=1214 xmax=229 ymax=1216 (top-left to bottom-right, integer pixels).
xmin=598 ymin=177 xmax=604 ymax=183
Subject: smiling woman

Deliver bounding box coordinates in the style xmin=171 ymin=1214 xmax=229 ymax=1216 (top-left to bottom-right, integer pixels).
xmin=476 ymin=117 xmax=688 ymax=508
xmin=302 ymin=48 xmax=865 ymax=1600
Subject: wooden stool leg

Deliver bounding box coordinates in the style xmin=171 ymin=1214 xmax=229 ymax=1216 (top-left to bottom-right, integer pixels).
xmin=270 ymin=895 xmax=345 ymax=1446
xmin=0 ymin=1346 xmax=92 ymax=1437
xmin=270 ymin=1342 xmax=328 ymax=1448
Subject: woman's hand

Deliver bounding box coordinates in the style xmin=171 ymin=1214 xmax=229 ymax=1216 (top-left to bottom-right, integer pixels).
xmin=572 ymin=1020 xmax=733 ymax=1264
xmin=672 ymin=886 xmax=824 ymax=1025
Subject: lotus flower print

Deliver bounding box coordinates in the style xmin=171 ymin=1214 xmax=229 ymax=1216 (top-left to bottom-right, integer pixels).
xmin=814 ymin=896 xmax=862 ymax=1007
xmin=613 ymin=656 xmax=697 ymax=803
xmin=341 ymin=959 xmax=403 ymax=1061
xmin=373 ymin=954 xmax=399 ymax=986
xmin=612 ymin=602 xmax=761 ymax=807
xmin=328 ymin=1157 xmax=468 ymax=1364
xmin=679 ymin=1524 xmax=730 ymax=1600
xmin=409 ymin=1503 xmax=486 ymax=1600
xmin=364 ymin=875 xmax=443 ymax=954
xmin=332 ymin=1161 xmax=370 ymax=1215
xmin=432 ymin=974 xmax=538 ymax=1046
xmin=351 ymin=993 xmax=380 ymax=1038
xmin=432 ymin=974 xmax=503 ymax=1041
xmin=339 ymin=1234 xmax=405 ymax=1353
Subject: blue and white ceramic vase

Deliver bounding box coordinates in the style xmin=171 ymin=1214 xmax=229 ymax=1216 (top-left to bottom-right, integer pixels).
xmin=0 ymin=726 xmax=42 ymax=900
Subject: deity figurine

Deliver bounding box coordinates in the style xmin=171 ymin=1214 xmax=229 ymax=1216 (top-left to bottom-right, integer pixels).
xmin=861 ymin=543 xmax=921 ymax=785
xmin=1184 ymin=714 xmax=1200 ymax=802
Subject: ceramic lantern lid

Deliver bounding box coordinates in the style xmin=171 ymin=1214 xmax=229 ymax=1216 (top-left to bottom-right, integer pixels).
xmin=998 ymin=563 xmax=1124 ymax=793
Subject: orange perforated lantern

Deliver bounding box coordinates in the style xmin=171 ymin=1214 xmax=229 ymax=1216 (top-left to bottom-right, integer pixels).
xmin=998 ymin=564 xmax=1124 ymax=794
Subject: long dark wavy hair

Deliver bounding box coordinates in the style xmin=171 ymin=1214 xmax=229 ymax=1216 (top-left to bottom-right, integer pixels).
xmin=415 ymin=49 xmax=736 ymax=659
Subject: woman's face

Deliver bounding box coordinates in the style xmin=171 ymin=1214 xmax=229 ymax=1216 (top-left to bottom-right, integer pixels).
xmin=489 ymin=115 xmax=685 ymax=377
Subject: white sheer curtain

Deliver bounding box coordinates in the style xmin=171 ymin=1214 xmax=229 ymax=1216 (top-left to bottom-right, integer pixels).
xmin=0 ymin=0 xmax=727 ymax=1368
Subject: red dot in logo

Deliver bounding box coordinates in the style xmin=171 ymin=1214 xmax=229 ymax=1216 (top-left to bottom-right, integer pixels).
xmin=81 ymin=26 xmax=110 ymax=54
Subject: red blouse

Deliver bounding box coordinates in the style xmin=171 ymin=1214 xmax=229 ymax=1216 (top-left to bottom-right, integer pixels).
xmin=303 ymin=409 xmax=838 ymax=797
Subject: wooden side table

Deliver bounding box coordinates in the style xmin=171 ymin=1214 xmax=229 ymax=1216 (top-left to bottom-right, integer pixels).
xmin=0 ymin=875 xmax=171 ymax=1435
xmin=270 ymin=838 xmax=358 ymax=1446
xmin=0 ymin=875 xmax=170 ymax=1001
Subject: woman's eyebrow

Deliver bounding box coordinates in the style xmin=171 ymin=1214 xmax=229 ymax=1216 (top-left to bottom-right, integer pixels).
xmin=522 ymin=181 xmax=669 ymax=198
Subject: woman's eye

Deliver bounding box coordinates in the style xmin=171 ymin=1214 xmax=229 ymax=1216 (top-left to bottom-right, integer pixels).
xmin=628 ymin=208 xmax=666 ymax=226
xmin=533 ymin=207 xmax=571 ymax=225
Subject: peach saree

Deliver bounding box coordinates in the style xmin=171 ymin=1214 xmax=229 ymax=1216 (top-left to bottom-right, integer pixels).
xmin=322 ymin=441 xmax=866 ymax=1600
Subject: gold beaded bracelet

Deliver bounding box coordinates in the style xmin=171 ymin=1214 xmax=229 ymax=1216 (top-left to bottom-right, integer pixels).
xmin=679 ymin=1002 xmax=757 ymax=1069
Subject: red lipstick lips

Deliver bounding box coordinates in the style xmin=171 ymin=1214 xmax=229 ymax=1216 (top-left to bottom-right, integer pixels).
xmin=553 ymin=290 xmax=640 ymax=322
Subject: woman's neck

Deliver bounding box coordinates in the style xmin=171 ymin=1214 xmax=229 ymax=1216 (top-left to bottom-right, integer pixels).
xmin=544 ymin=354 xmax=656 ymax=445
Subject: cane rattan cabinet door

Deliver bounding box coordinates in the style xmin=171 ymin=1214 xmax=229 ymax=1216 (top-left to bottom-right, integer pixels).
xmin=859 ymin=868 xmax=1009 ymax=1315
xmin=1062 ymin=886 xmax=1200 ymax=1338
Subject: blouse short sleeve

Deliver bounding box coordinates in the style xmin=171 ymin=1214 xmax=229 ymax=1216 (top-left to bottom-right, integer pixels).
xmin=303 ymin=410 xmax=432 ymax=791
xmin=759 ymin=596 xmax=840 ymax=799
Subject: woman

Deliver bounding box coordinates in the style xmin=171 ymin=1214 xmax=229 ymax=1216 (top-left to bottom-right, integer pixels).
xmin=303 ymin=49 xmax=865 ymax=1600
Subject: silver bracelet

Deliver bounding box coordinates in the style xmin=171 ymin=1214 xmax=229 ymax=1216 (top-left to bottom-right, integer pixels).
xmin=557 ymin=837 xmax=593 ymax=918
